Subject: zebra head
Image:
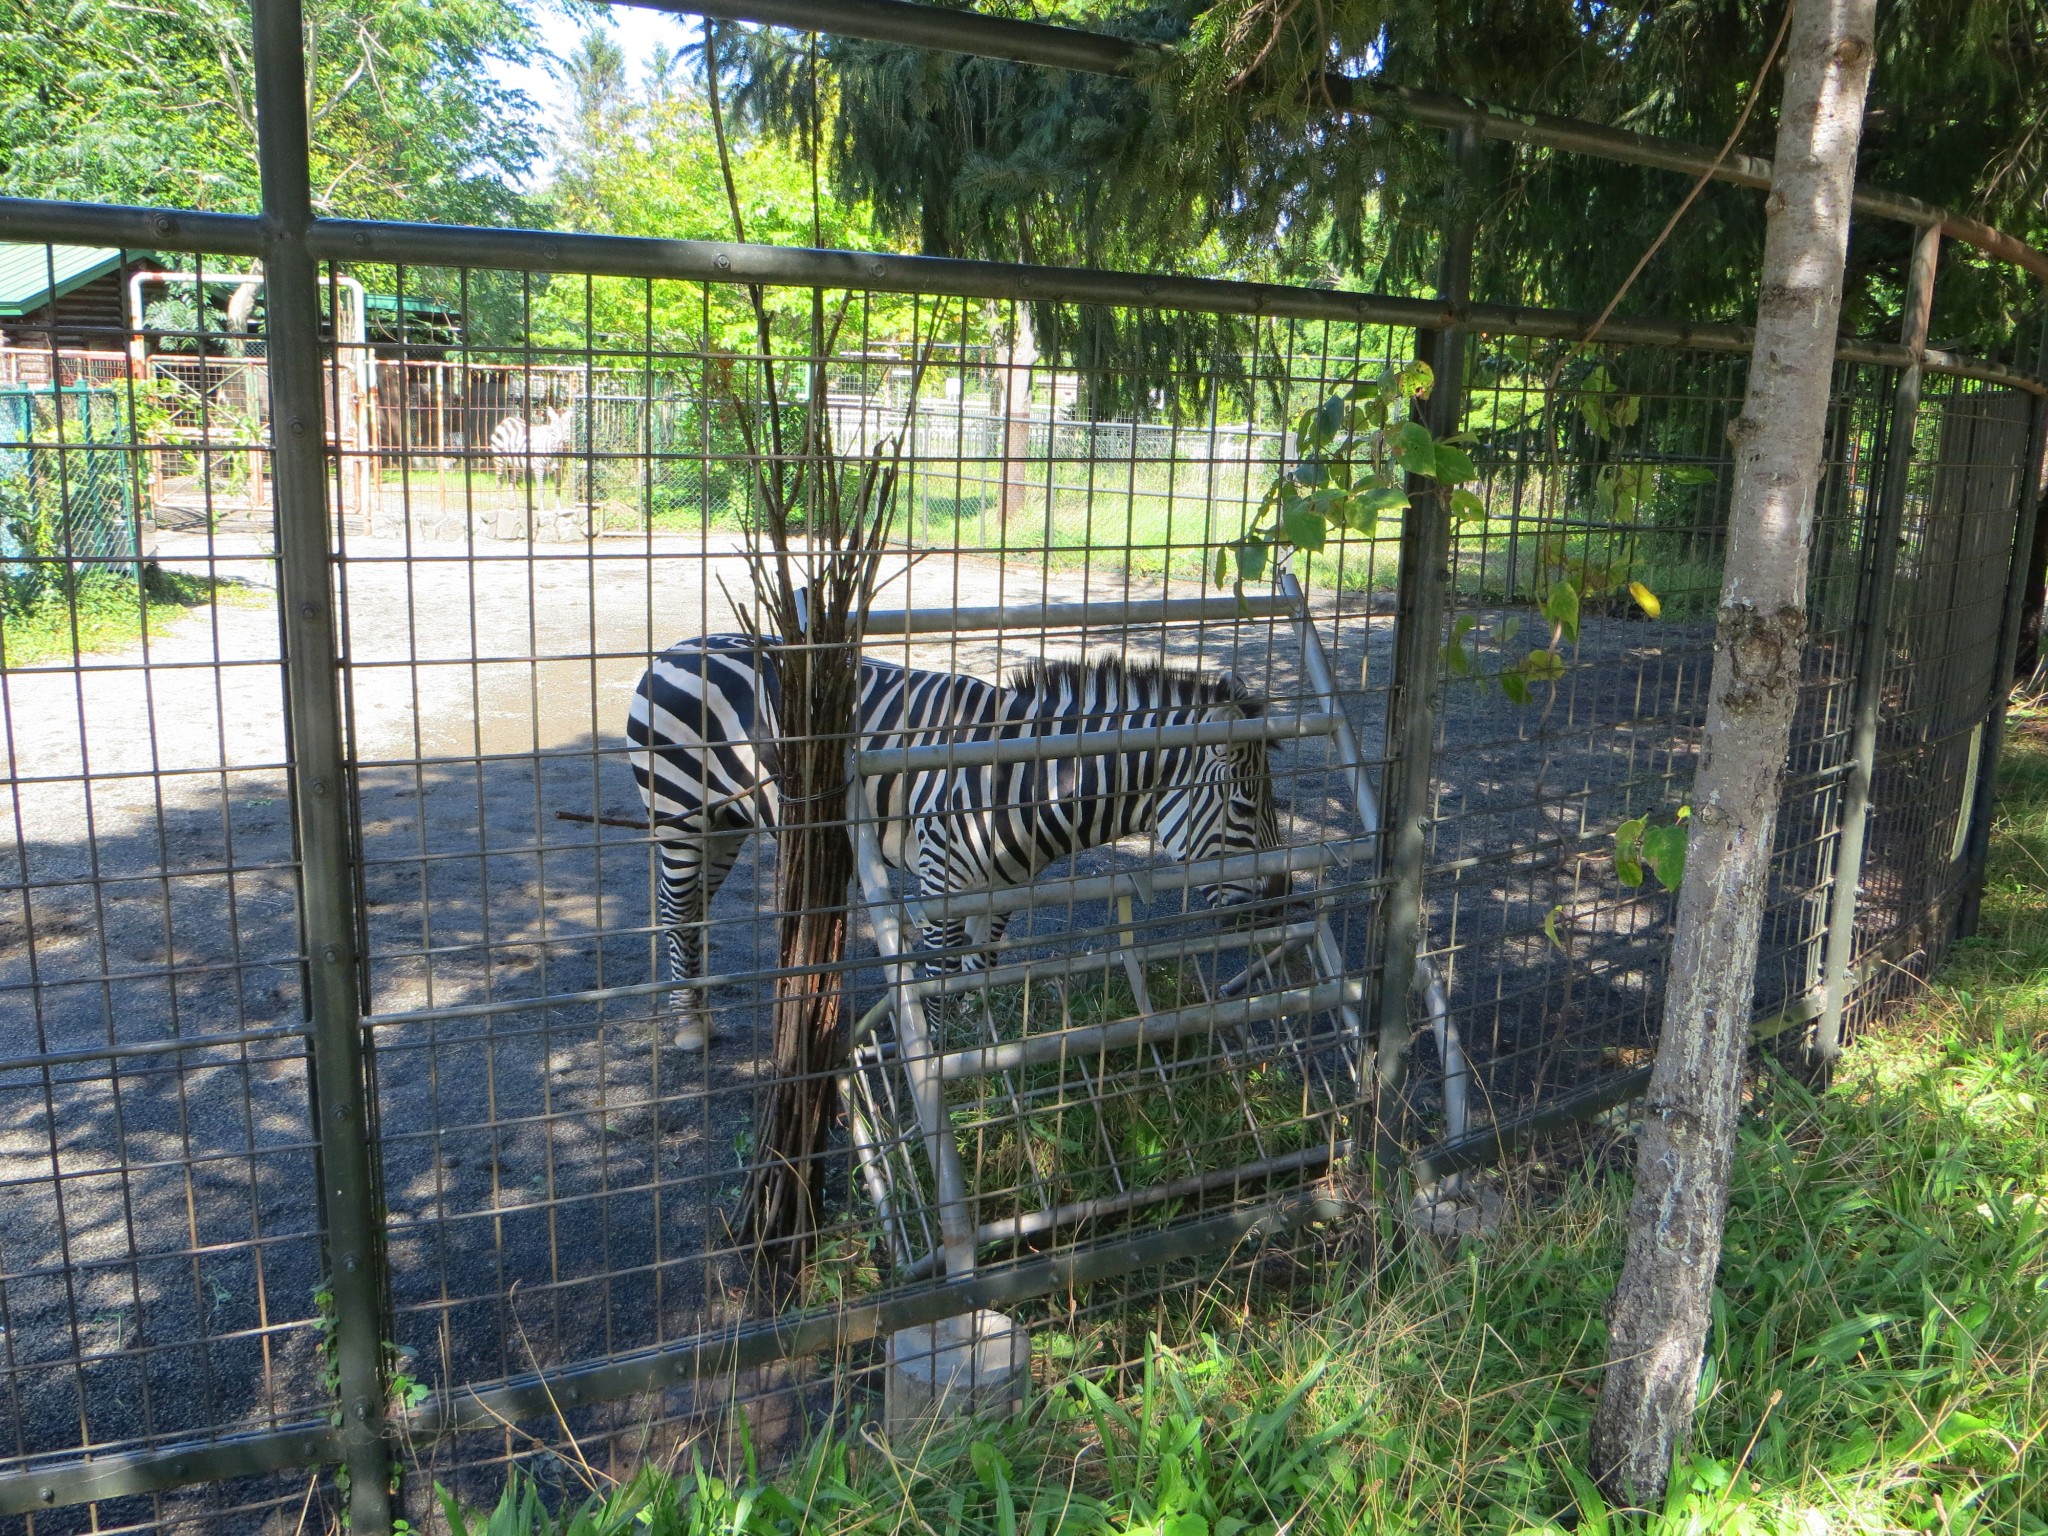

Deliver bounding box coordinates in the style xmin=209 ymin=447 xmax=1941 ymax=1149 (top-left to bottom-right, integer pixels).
xmin=1152 ymin=680 xmax=1284 ymax=911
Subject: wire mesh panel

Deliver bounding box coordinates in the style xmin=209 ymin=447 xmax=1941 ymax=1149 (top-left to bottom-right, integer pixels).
xmin=1842 ymin=379 xmax=2036 ymax=1027
xmin=328 ymin=270 xmax=1422 ymax=1504
xmin=1411 ymin=345 xmax=1895 ymax=1151
xmin=0 ymin=244 xmax=338 ymax=1535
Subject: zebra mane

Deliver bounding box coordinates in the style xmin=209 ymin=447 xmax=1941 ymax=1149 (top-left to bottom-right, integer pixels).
xmin=1004 ymin=655 xmax=1264 ymax=717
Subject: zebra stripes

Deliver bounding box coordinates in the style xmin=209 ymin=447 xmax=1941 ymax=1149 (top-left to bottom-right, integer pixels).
xmin=489 ymin=406 xmax=570 ymax=488
xmin=626 ymin=634 xmax=1281 ymax=1016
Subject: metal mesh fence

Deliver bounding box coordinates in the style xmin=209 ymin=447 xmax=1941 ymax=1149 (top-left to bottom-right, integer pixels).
xmin=0 ymin=13 xmax=2044 ymax=1522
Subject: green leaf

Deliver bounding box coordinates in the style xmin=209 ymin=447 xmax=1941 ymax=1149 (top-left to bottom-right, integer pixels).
xmin=1449 ymin=487 xmax=1486 ymax=523
xmin=1641 ymin=822 xmax=1688 ymax=890
xmin=1392 ymin=420 xmax=1436 ymax=478
xmin=1349 ymin=396 xmax=1388 ymax=430
xmin=1542 ymin=579 xmax=1580 ymax=642
xmin=1214 ymin=546 xmax=1230 ymax=588
xmin=970 ymin=1439 xmax=1011 ymax=1492
xmin=1443 ymin=640 xmax=1470 ymax=675
xmin=1451 ymin=614 xmax=1478 ymax=641
xmin=1500 ymin=670 xmax=1531 ymax=706
xmin=1431 ymin=442 xmax=1477 ymax=484
xmin=1613 ymin=816 xmax=1647 ymax=887
xmin=1394 ymin=359 xmax=1434 ymax=400
xmin=1543 ymin=906 xmax=1565 ymax=951
xmin=1345 ymin=484 xmax=1408 ymax=534
xmin=1291 ymin=459 xmax=1326 ymax=487
xmin=1315 ymin=393 xmax=1347 ymax=442
xmin=1282 ymin=505 xmax=1328 ymax=553
xmin=1521 ymin=647 xmax=1565 ymax=682
xmin=1234 ymin=540 xmax=1268 ymax=583
xmin=1500 ymin=615 xmax=1523 ymax=646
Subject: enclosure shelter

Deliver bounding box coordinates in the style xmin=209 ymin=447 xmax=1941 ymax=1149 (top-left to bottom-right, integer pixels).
xmin=1 ymin=1 xmax=2045 ymax=1532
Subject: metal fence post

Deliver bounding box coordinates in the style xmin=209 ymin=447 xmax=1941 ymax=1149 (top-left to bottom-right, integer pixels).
xmin=250 ymin=0 xmax=395 ymax=1527
xmin=1955 ymin=299 xmax=2048 ymax=936
xmin=1815 ymin=222 xmax=1941 ymax=1059
xmin=1372 ymin=125 xmax=1478 ymax=1161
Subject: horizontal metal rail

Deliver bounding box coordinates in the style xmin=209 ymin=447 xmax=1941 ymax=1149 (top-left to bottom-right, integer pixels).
xmin=404 ymin=1188 xmax=1347 ymax=1436
xmin=903 ymin=837 xmax=1379 ymax=923
xmin=853 ymin=711 xmax=1338 ymax=776
xmin=0 ymin=198 xmax=2038 ymax=391
xmin=1402 ymin=893 xmax=1965 ymax=1187
xmin=848 ymin=917 xmax=1321 ymax=1044
xmin=0 ymin=1023 xmax=311 ymax=1076
xmin=863 ymin=595 xmax=1302 ymax=634
xmin=1408 ymin=990 xmax=1825 ymax=1187
xmin=0 ymin=1426 xmax=339 ymax=1518
xmin=641 ymin=0 xmax=2048 ymax=283
xmin=900 ymin=1139 xmax=1346 ymax=1280
xmin=926 ymin=977 xmax=1358 ymax=1080
xmin=907 ymin=918 xmax=1321 ymax=1003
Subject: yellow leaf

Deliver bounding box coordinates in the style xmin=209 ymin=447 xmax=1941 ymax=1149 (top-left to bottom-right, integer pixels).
xmin=1628 ymin=580 xmax=1662 ymax=619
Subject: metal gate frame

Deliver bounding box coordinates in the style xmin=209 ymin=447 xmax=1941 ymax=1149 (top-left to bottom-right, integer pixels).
xmin=2 ymin=0 xmax=2047 ymax=1526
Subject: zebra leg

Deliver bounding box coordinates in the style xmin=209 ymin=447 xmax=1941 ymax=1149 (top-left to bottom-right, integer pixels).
xmin=966 ymin=910 xmax=1014 ymax=973
xmin=910 ymin=845 xmax=976 ymax=981
xmin=656 ymin=827 xmax=747 ymax=1049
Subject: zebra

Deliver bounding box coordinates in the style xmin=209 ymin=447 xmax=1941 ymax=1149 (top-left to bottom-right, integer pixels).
xmin=626 ymin=633 xmax=1283 ymax=1041
xmin=488 ymin=405 xmax=570 ymax=490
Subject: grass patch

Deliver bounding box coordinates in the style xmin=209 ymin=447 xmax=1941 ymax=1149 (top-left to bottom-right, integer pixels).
xmin=441 ymin=719 xmax=2048 ymax=1534
xmin=1 ymin=565 xmax=266 ymax=667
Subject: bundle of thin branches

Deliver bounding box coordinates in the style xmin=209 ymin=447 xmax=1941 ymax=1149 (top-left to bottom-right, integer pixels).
xmin=722 ymin=284 xmax=910 ymax=1273
xmin=703 ymin=21 xmax=938 ymax=1275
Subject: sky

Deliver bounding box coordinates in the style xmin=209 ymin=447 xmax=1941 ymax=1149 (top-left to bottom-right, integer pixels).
xmin=495 ymin=1 xmax=699 ymax=186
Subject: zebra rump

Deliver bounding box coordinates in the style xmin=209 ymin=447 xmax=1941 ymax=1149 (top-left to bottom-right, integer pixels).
xmin=626 ymin=634 xmax=1284 ymax=1006
xmin=489 ymin=406 xmax=570 ymax=486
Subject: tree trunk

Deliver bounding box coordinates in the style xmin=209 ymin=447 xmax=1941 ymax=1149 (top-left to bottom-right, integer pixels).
xmin=998 ymin=304 xmax=1038 ymax=529
xmin=1589 ymin=0 xmax=1877 ymax=1504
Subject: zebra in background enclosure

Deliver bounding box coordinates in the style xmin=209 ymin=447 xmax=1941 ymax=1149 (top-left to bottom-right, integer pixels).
xmin=627 ymin=633 xmax=1283 ymax=1042
xmin=488 ymin=405 xmax=571 ymax=490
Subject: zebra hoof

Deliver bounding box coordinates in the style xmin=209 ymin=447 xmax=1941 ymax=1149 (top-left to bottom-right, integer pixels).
xmin=672 ymin=1016 xmax=725 ymax=1051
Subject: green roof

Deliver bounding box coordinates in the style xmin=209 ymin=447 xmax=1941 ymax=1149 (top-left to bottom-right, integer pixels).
xmin=364 ymin=291 xmax=460 ymax=317
xmin=0 ymin=244 xmax=157 ymax=318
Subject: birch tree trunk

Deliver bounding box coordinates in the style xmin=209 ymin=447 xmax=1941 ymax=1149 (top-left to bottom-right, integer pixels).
xmin=1589 ymin=0 xmax=1878 ymax=1503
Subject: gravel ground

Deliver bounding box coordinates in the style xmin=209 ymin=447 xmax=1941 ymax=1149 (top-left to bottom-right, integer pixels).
xmin=2 ymin=527 xmax=1756 ymax=1514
